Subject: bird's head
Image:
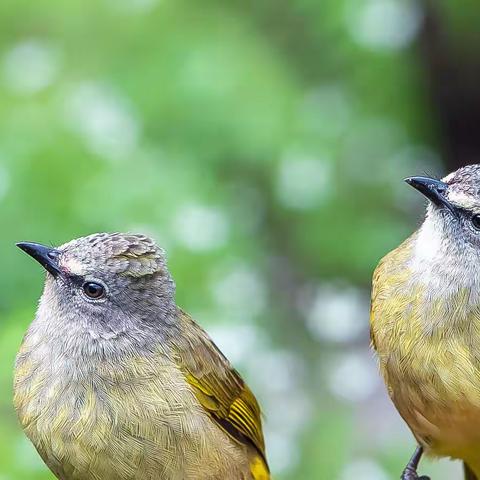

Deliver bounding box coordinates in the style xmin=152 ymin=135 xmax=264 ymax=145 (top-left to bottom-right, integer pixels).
xmin=407 ymin=165 xmax=480 ymax=256
xmin=17 ymin=233 xmax=176 ymax=339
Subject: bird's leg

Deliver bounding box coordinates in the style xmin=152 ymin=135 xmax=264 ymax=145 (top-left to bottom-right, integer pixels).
xmin=401 ymin=446 xmax=430 ymax=480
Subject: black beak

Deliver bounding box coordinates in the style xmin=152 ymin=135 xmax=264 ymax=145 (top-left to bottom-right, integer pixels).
xmin=405 ymin=176 xmax=455 ymax=213
xmin=16 ymin=242 xmax=62 ymax=277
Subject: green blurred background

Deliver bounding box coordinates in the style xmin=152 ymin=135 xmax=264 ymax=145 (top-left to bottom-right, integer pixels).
xmin=0 ymin=0 xmax=478 ymax=478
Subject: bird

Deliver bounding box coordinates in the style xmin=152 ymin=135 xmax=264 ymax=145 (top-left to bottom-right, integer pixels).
xmin=14 ymin=233 xmax=270 ymax=480
xmin=370 ymin=164 xmax=480 ymax=480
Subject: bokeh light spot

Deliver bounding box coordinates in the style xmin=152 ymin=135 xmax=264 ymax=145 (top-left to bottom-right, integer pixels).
xmin=276 ymin=152 xmax=332 ymax=210
xmin=3 ymin=39 xmax=60 ymax=94
xmin=346 ymin=0 xmax=423 ymax=51
xmin=172 ymin=203 xmax=230 ymax=251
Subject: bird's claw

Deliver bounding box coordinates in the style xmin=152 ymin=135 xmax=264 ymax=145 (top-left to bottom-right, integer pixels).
xmin=400 ymin=446 xmax=430 ymax=480
xmin=401 ymin=468 xmax=430 ymax=480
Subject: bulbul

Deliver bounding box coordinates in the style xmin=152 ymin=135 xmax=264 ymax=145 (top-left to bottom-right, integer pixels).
xmin=370 ymin=164 xmax=480 ymax=480
xmin=14 ymin=233 xmax=269 ymax=480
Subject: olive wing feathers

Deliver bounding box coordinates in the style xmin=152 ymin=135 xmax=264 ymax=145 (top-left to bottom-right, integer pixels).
xmin=174 ymin=309 xmax=269 ymax=474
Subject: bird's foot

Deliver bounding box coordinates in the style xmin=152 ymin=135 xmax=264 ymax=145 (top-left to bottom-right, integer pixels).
xmin=400 ymin=466 xmax=430 ymax=480
xmin=400 ymin=446 xmax=430 ymax=480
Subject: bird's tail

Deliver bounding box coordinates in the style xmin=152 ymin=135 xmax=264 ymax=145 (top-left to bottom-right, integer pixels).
xmin=465 ymin=462 xmax=478 ymax=480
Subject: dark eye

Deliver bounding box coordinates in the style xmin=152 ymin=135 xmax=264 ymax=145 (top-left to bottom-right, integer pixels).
xmin=473 ymin=215 xmax=480 ymax=230
xmin=83 ymin=282 xmax=105 ymax=299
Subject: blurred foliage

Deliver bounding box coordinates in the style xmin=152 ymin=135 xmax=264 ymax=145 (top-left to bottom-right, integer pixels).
xmin=0 ymin=0 xmax=477 ymax=479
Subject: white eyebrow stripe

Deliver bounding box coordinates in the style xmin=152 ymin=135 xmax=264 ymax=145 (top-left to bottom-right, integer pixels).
xmin=442 ymin=172 xmax=456 ymax=183
xmin=60 ymin=257 xmax=87 ymax=276
xmin=448 ymin=191 xmax=479 ymax=209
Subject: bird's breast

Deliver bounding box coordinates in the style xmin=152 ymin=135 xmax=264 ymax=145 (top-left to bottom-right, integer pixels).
xmin=13 ymin=331 xmax=251 ymax=479
xmin=371 ymin=249 xmax=480 ymax=460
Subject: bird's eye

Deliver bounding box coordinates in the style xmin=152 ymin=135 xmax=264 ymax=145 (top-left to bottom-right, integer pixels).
xmin=472 ymin=215 xmax=480 ymax=230
xmin=83 ymin=282 xmax=105 ymax=299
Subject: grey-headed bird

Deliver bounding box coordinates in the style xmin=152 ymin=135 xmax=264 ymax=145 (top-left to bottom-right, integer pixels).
xmin=14 ymin=233 xmax=269 ymax=480
xmin=371 ymin=165 xmax=480 ymax=480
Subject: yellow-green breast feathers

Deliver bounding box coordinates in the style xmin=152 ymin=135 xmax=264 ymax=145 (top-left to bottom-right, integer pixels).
xmin=14 ymin=309 xmax=270 ymax=480
xmin=371 ymin=234 xmax=480 ymax=477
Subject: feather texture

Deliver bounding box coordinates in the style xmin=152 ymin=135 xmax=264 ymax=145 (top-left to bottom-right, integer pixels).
xmin=14 ymin=306 xmax=269 ymax=480
xmin=175 ymin=309 xmax=269 ymax=479
xmin=371 ymin=233 xmax=480 ymax=478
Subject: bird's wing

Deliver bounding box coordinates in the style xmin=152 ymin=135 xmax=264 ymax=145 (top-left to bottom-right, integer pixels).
xmin=173 ymin=309 xmax=269 ymax=478
xmin=369 ymin=234 xmax=416 ymax=352
xmin=370 ymin=257 xmax=385 ymax=351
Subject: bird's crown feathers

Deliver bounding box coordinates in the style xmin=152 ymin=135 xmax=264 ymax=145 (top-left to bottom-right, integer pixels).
xmin=60 ymin=232 xmax=166 ymax=278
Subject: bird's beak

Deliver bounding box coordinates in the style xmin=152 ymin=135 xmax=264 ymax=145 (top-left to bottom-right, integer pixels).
xmin=16 ymin=242 xmax=62 ymax=277
xmin=404 ymin=176 xmax=456 ymax=213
